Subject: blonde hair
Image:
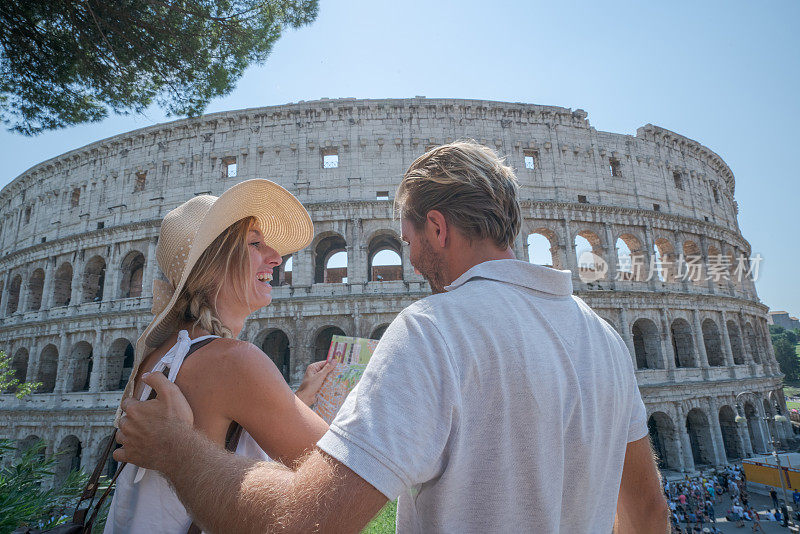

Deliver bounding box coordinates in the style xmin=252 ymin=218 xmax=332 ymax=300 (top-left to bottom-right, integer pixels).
xmin=173 ymin=216 xmax=256 ymax=338
xmin=395 ymin=140 xmax=521 ymax=249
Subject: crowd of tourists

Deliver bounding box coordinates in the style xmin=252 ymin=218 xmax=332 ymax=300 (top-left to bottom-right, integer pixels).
xmin=665 ymin=464 xmax=798 ymax=532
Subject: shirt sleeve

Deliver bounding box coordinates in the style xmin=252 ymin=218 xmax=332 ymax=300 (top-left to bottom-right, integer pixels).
xmin=316 ymin=305 xmax=461 ymax=499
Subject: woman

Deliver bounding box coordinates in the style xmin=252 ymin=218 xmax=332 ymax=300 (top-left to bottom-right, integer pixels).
xmin=105 ymin=179 xmax=332 ymax=533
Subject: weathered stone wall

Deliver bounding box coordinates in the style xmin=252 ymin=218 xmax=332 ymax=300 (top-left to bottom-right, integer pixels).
xmin=0 ymin=98 xmax=785 ymax=476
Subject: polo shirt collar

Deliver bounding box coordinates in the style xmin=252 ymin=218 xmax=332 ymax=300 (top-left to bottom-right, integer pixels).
xmin=444 ymin=259 xmax=573 ymax=296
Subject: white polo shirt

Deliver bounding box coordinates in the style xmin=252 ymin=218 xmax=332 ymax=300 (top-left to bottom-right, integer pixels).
xmin=317 ymin=259 xmax=647 ymax=533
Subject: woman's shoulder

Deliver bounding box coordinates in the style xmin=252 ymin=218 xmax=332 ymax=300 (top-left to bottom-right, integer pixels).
xmin=178 ymin=337 xmax=280 ymax=390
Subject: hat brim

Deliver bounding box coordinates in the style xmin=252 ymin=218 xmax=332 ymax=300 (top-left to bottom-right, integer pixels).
xmin=115 ymin=179 xmax=312 ymax=424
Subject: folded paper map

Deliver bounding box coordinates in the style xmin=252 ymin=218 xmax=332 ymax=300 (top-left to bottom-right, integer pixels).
xmin=313 ymin=335 xmax=379 ymax=424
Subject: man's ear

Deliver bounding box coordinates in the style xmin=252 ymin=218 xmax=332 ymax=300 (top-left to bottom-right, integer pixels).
xmin=426 ymin=210 xmax=448 ymax=248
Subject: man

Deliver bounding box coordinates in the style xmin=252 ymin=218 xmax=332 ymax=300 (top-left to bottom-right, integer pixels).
xmin=115 ymin=140 xmax=669 ymax=533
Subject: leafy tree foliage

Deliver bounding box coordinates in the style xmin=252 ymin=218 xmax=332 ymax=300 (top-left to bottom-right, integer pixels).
xmin=771 ymin=326 xmax=800 ymax=381
xmin=0 ymin=1 xmax=318 ymax=135
xmin=0 ymin=350 xmax=41 ymax=398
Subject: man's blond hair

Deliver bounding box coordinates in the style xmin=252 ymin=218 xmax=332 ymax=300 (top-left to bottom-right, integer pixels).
xmin=395 ymin=140 xmax=521 ymax=249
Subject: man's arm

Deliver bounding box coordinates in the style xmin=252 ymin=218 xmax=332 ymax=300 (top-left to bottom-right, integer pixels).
xmin=613 ymin=436 xmax=670 ymax=534
xmin=115 ymin=372 xmax=388 ymax=533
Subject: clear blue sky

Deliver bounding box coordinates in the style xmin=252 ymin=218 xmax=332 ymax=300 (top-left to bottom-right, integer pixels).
xmin=1 ymin=0 xmax=797 ymax=315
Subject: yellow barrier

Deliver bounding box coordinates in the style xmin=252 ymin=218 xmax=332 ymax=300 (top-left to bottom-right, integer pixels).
xmin=743 ymin=460 xmax=800 ymax=489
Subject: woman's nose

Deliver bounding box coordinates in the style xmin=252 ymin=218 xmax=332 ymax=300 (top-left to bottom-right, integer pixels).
xmin=264 ymin=245 xmax=282 ymax=266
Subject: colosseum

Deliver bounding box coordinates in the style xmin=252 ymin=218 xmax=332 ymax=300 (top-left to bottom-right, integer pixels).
xmin=0 ymin=97 xmax=789 ymax=483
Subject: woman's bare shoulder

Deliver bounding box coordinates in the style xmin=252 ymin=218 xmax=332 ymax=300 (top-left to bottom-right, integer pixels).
xmin=177 ymin=338 xmax=283 ymax=392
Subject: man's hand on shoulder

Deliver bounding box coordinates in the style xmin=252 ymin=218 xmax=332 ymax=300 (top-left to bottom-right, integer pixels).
xmin=114 ymin=371 xmax=193 ymax=474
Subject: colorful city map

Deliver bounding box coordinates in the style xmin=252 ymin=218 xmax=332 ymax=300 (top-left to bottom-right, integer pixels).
xmin=313 ymin=335 xmax=378 ymax=424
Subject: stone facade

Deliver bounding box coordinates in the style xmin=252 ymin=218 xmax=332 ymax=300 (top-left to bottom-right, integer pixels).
xmin=0 ymin=97 xmax=788 ymax=480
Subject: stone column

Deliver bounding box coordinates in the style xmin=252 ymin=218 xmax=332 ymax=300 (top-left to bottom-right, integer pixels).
xmin=89 ymin=329 xmax=103 ymax=393
xmin=675 ymin=404 xmax=696 ymax=472
xmin=70 ymin=258 xmax=83 ymax=305
xmin=706 ymin=398 xmax=729 ymax=465
xmin=55 ymin=334 xmax=71 ymax=393
xmin=699 ymin=235 xmax=715 ymax=294
xmin=104 ymin=246 xmax=120 ymax=301
xmin=25 ymin=338 xmax=40 ymax=383
xmin=738 ymin=418 xmax=754 ymax=457
xmin=659 ymin=308 xmax=675 ymax=375
xmin=618 ymin=307 xmax=635 ymax=366
xmin=602 ymin=223 xmax=618 ymax=289
xmin=17 ymin=268 xmax=29 ymax=313
xmin=691 ymin=309 xmax=710 ymax=377
xmin=562 ymin=218 xmax=579 ymax=282
xmin=643 ymin=224 xmax=657 ymax=290
xmin=41 ymin=259 xmax=56 ymax=310
xmin=141 ymin=237 xmax=159 ymax=299
xmin=292 ymin=247 xmax=313 ymax=287
xmin=719 ymin=311 xmax=736 ymax=380
xmin=347 ymin=217 xmax=366 ymax=285
xmin=0 ymin=271 xmax=9 ymax=314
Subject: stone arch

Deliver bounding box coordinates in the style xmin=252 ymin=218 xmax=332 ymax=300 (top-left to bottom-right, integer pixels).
xmin=647 ymin=411 xmax=680 ymax=469
xmin=105 ymin=338 xmax=134 ymax=391
xmin=6 ymin=274 xmax=21 ymax=314
xmin=37 ymin=344 xmax=59 ymax=393
xmin=744 ymin=401 xmax=767 ymax=453
xmin=702 ymin=318 xmax=724 ymax=366
xmin=53 ymin=262 xmax=73 ymax=306
xmin=653 ymin=237 xmax=677 ymax=282
xmin=670 ymin=318 xmax=696 ymax=368
xmin=313 ymin=326 xmax=346 ymax=362
xmin=54 ymin=435 xmax=82 ymax=485
xmin=370 ymin=323 xmax=390 ymax=340
xmin=119 ymin=251 xmax=145 ymax=298
xmin=574 ymin=230 xmax=605 ymax=281
xmin=368 ymin=233 xmax=403 ymax=282
xmin=763 ymin=398 xmax=777 ymax=443
xmin=270 ymin=255 xmax=293 ymax=287
xmin=26 ymin=268 xmax=45 ymax=311
xmin=616 ymin=233 xmax=646 ymax=282
xmin=726 ymin=320 xmax=745 ymax=365
xmin=82 ymin=255 xmax=106 ymax=303
xmin=744 ymin=322 xmax=761 ymax=364
xmin=718 ymin=405 xmax=743 ymax=460
xmin=261 ymin=329 xmax=291 ymax=382
xmin=69 ymin=341 xmax=93 ymax=392
xmin=631 ymin=318 xmax=662 ymax=370
xmin=6 ymin=347 xmax=29 ymax=393
xmin=682 ymin=240 xmax=704 ymax=284
xmin=686 ymin=408 xmax=715 ymax=466
xmin=527 ymin=228 xmax=559 ymax=268
xmin=313 ymin=234 xmax=347 ymax=284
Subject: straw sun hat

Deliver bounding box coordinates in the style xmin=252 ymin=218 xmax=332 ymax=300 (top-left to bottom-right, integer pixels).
xmin=115 ymin=179 xmax=313 ymax=423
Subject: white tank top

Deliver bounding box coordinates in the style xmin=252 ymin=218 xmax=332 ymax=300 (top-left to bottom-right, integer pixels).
xmin=104 ymin=331 xmax=271 ymax=534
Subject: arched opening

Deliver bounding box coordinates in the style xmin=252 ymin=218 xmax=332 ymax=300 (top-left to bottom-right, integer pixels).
xmin=6 ymin=347 xmax=29 ymax=393
xmin=53 ymin=263 xmax=73 ymax=306
xmin=37 ymin=344 xmax=59 ymax=393
xmin=271 ymin=255 xmax=293 ymax=287
xmin=682 ymin=241 xmax=704 ymax=284
xmin=69 ymin=341 xmax=93 ymax=392
xmin=616 ymin=234 xmax=645 ymax=282
xmin=648 ymin=412 xmax=679 ymax=469
xmin=6 ymin=275 xmax=21 ymax=314
xmin=527 ymin=230 xmax=558 ymax=268
xmin=261 ymin=330 xmax=291 ymax=382
xmin=54 ymin=435 xmax=82 ymax=486
xmin=744 ymin=322 xmax=761 ymax=364
xmin=314 ymin=235 xmax=347 ymax=284
xmin=314 ymin=326 xmax=345 ymax=362
xmin=27 ymin=268 xmax=45 ymax=311
xmin=686 ymin=408 xmax=715 ymax=466
xmin=745 ymin=401 xmax=766 ymax=453
xmin=119 ymin=251 xmax=145 ymax=298
xmin=82 ymin=255 xmax=106 ymax=303
xmin=670 ymin=319 xmax=696 ymax=368
xmin=368 ymin=235 xmax=403 ymax=282
xmin=702 ymin=319 xmax=725 ymax=366
xmin=370 ymin=324 xmax=390 ymax=340
xmin=632 ymin=318 xmax=662 ymax=370
xmin=727 ymin=320 xmax=745 ymax=365
xmin=719 ymin=405 xmax=743 ymax=460
xmin=574 ymin=231 xmax=605 ymax=281
xmin=97 ymin=436 xmax=120 ymax=479
xmin=105 ymin=338 xmax=134 ymax=391
xmin=653 ymin=238 xmax=676 ymax=282
xmin=16 ymin=435 xmax=44 ymax=459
